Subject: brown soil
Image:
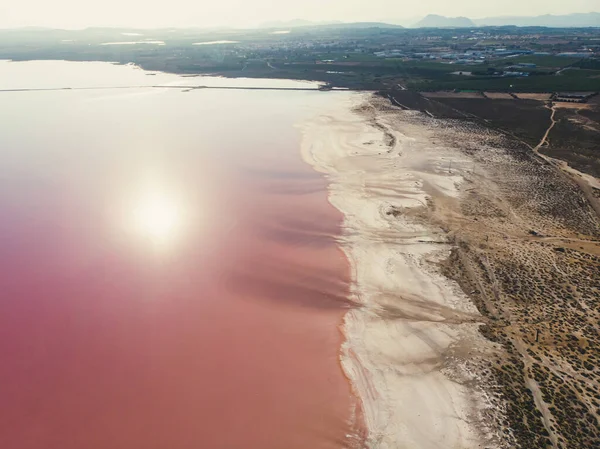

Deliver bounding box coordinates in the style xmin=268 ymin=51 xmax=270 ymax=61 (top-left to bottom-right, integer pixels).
xmin=377 ymin=98 xmax=600 ymax=448
xmin=516 ymin=93 xmax=553 ymax=101
xmin=422 ymin=91 xmax=486 ymax=99
xmin=541 ymin=104 xmax=600 ymax=178
xmin=484 ymin=92 xmax=515 ymax=100
xmin=553 ymin=103 xmax=593 ymax=110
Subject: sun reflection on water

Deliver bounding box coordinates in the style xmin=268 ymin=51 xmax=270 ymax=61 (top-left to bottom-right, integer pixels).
xmin=123 ymin=183 xmax=189 ymax=249
xmin=133 ymin=191 xmax=181 ymax=243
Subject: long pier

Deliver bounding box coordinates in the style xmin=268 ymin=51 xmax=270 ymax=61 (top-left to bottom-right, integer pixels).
xmin=157 ymin=85 xmax=335 ymax=91
xmin=0 ymin=85 xmax=346 ymax=93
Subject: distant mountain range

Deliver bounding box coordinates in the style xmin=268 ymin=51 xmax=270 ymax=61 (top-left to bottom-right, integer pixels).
xmin=259 ymin=20 xmax=403 ymax=30
xmin=473 ymin=12 xmax=600 ymax=28
xmin=259 ymin=13 xmax=600 ymax=30
xmin=414 ymin=15 xmax=475 ymax=28
xmin=412 ymin=12 xmax=600 ymax=28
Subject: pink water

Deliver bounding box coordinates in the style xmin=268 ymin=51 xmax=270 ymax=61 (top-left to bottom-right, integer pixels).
xmin=0 ymin=61 xmax=360 ymax=449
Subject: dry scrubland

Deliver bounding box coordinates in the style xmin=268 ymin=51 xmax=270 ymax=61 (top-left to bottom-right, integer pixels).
xmin=306 ymin=94 xmax=600 ymax=448
xmin=416 ymin=109 xmax=600 ymax=448
xmin=435 ymin=118 xmax=600 ymax=448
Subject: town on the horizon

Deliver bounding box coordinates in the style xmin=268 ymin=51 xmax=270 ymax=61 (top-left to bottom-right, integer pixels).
xmin=1 ymin=19 xmax=599 ymax=94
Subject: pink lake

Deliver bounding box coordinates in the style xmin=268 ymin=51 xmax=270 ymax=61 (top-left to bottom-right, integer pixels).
xmin=0 ymin=61 xmax=362 ymax=449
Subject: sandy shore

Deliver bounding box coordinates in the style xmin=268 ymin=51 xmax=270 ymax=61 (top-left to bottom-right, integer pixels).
xmin=300 ymin=93 xmax=506 ymax=449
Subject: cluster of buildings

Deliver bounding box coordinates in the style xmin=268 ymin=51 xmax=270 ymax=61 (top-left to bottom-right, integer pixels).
xmin=371 ymin=35 xmax=598 ymax=64
xmin=373 ymin=46 xmax=598 ymax=64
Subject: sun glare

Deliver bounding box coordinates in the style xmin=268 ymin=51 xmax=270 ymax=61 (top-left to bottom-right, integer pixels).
xmin=132 ymin=191 xmax=182 ymax=244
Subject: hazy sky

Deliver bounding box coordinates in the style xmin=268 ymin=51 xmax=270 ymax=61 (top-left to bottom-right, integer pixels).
xmin=0 ymin=0 xmax=598 ymax=29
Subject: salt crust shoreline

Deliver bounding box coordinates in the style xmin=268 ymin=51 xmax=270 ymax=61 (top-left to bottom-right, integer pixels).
xmin=299 ymin=93 xmax=505 ymax=449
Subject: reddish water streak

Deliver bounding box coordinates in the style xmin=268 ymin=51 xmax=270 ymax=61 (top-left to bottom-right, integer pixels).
xmin=0 ymin=92 xmax=361 ymax=449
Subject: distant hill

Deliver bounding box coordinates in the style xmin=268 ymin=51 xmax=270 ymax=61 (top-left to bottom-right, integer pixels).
xmin=474 ymin=12 xmax=600 ymax=28
xmin=411 ymin=12 xmax=600 ymax=28
xmin=311 ymin=22 xmax=403 ymax=30
xmin=259 ymin=20 xmax=403 ymax=30
xmin=259 ymin=20 xmax=341 ymax=29
xmin=414 ymin=14 xmax=476 ymax=28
